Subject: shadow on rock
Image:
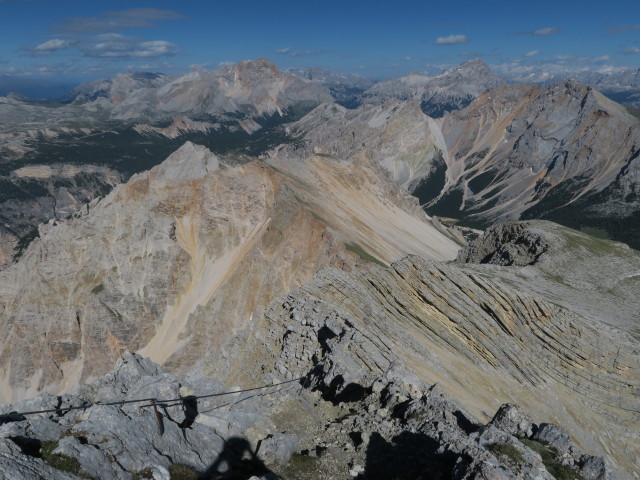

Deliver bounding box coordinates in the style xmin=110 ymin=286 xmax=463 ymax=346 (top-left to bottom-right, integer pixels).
xmin=179 ymin=395 xmax=199 ymax=429
xmin=359 ymin=431 xmax=458 ymax=480
xmin=201 ymin=436 xmax=274 ymax=480
xmin=321 ymin=375 xmax=370 ymax=404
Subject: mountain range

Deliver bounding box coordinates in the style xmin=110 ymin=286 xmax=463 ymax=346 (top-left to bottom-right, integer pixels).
xmin=359 ymin=59 xmax=505 ymax=117
xmin=0 ymin=57 xmax=638 ymax=478
xmin=502 ymin=67 xmax=640 ymax=108
xmin=0 ymin=141 xmax=637 ymax=478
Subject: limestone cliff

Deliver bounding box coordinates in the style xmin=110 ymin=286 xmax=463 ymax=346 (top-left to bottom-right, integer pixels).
xmin=430 ymin=81 xmax=640 ymax=229
xmin=0 ymin=141 xmax=458 ymax=402
xmin=285 ymin=99 xmax=448 ymax=190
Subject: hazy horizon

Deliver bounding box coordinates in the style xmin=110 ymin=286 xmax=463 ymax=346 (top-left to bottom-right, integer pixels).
xmin=0 ymin=0 xmax=638 ymax=87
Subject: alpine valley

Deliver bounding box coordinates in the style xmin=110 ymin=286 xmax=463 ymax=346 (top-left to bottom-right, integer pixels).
xmin=0 ymin=58 xmax=637 ymax=480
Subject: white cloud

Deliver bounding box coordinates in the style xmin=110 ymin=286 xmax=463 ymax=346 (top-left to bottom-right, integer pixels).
xmin=25 ymin=38 xmax=77 ymax=57
xmin=189 ymin=63 xmax=213 ymax=71
xmin=94 ymin=33 xmax=130 ymax=41
xmin=510 ymin=27 xmax=561 ymax=36
xmin=623 ymin=47 xmax=640 ymax=54
xmin=525 ymin=50 xmax=540 ymax=57
xmin=597 ymin=65 xmax=629 ymax=73
xmin=434 ymin=35 xmax=469 ymax=45
xmin=402 ymin=56 xmax=411 ymax=61
xmin=7 ymin=60 xmax=79 ymax=77
xmin=82 ymin=38 xmax=178 ymax=58
xmin=493 ymin=53 xmax=634 ymax=78
xmin=533 ymin=27 xmax=560 ymax=36
xmin=275 ymin=47 xmax=328 ymax=57
xmin=34 ymin=38 xmax=74 ymax=52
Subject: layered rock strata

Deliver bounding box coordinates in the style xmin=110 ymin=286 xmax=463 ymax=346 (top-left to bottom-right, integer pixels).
xmin=458 ymin=220 xmax=640 ymax=334
xmin=216 ymin=254 xmax=639 ymax=476
xmin=432 ymin=81 xmax=640 ymax=226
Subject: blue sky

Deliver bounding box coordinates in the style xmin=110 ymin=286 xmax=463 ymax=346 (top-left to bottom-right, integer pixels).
xmin=0 ymin=0 xmax=639 ymax=82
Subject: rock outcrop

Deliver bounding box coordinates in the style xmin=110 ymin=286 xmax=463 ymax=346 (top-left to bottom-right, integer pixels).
xmin=286 ymin=67 xmax=374 ymax=107
xmin=0 ymin=142 xmax=637 ymax=476
xmin=288 ymin=75 xmax=640 ymax=248
xmin=0 ymin=164 xmax=122 ymax=270
xmin=1 ymin=66 xmax=639 ymax=479
xmin=456 ymin=221 xmax=549 ymax=266
xmin=59 ymin=60 xmax=333 ymax=121
xmin=0 ymin=351 xmax=618 ymax=480
xmin=0 ymin=59 xmax=337 ymax=263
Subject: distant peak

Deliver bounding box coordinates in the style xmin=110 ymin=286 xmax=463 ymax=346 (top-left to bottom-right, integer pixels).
xmin=150 ymin=141 xmax=220 ymax=182
xmin=233 ymin=58 xmax=280 ymax=73
xmin=446 ymin=59 xmax=491 ymax=73
xmin=460 ymin=58 xmax=488 ymax=67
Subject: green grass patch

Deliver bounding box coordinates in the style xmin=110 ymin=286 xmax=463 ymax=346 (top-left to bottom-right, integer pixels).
xmin=100 ymin=301 xmax=123 ymax=322
xmin=579 ymin=226 xmax=611 ymax=240
xmin=412 ymin=162 xmax=447 ymax=206
xmin=487 ymin=442 xmax=524 ymax=464
xmin=12 ymin=227 xmax=40 ymax=261
xmin=518 ymin=438 xmax=584 ymax=480
xmin=561 ymin=228 xmax=622 ymax=256
xmin=626 ymin=107 xmax=640 ymax=121
xmin=132 ymin=468 xmax=155 ymax=480
xmin=345 ymin=242 xmax=386 ymax=267
xmin=425 ymin=188 xmax=464 ymax=219
xmin=522 ymin=172 xmax=640 ymax=251
xmin=168 ymin=464 xmax=199 ymax=480
xmin=277 ymin=453 xmax=319 ymax=479
xmin=467 ymin=169 xmax=498 ymax=195
xmin=41 ymin=440 xmax=87 ymax=477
